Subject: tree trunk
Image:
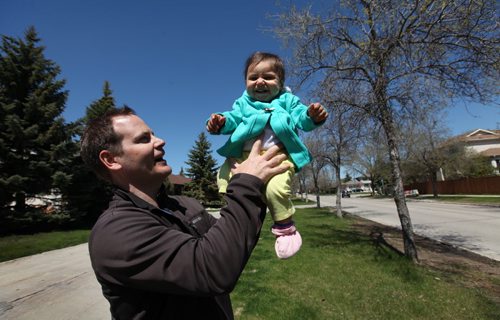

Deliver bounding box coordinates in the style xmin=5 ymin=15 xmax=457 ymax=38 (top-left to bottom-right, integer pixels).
xmin=335 ymin=166 xmax=343 ymax=218
xmin=14 ymin=192 xmax=26 ymax=213
xmin=431 ymin=173 xmax=438 ymax=198
xmin=314 ymin=182 xmax=321 ymax=208
xmin=381 ymin=108 xmax=419 ymax=262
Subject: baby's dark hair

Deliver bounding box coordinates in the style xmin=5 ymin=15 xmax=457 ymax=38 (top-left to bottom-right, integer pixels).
xmin=244 ymin=52 xmax=285 ymax=88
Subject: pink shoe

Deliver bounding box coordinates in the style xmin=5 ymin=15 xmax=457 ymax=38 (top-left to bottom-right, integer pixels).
xmin=271 ymin=223 xmax=302 ymax=259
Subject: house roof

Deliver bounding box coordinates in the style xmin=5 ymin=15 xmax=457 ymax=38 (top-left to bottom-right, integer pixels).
xmin=450 ymin=129 xmax=500 ymax=158
xmin=460 ymin=129 xmax=500 ymax=142
xmin=168 ymin=174 xmax=191 ymax=185
xmin=480 ymin=147 xmax=500 ymax=157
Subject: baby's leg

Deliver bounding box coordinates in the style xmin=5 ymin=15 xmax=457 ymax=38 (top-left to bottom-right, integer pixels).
xmin=266 ymin=163 xmax=302 ymax=259
xmin=216 ymin=158 xmax=232 ymax=194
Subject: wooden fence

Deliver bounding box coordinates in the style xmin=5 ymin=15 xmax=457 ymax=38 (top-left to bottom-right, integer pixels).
xmin=406 ymin=176 xmax=500 ymax=195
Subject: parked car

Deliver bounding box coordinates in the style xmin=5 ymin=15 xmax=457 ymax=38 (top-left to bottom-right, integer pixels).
xmin=341 ymin=190 xmax=351 ymax=198
xmin=404 ymin=189 xmax=419 ymax=197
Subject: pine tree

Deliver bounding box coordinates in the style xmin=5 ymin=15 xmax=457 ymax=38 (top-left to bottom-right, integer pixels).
xmin=183 ymin=132 xmax=220 ymax=205
xmin=82 ymin=81 xmax=115 ymax=124
xmin=0 ymin=27 xmax=70 ymax=218
xmin=59 ymin=81 xmax=116 ymax=227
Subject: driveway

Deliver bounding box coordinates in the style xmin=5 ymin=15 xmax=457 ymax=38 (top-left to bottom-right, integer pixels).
xmin=308 ymin=194 xmax=500 ymax=261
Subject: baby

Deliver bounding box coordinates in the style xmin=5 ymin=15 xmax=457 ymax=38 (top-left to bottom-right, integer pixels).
xmin=207 ymin=52 xmax=328 ymax=259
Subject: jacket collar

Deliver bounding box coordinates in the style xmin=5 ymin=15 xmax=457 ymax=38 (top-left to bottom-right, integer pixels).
xmin=243 ymin=90 xmax=289 ymax=111
xmin=113 ymin=186 xmax=163 ymax=212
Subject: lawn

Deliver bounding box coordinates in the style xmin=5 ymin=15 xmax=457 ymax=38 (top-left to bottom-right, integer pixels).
xmin=231 ymin=207 xmax=500 ymax=319
xmin=0 ymin=230 xmax=90 ymax=262
xmin=1 ymin=209 xmax=499 ymax=319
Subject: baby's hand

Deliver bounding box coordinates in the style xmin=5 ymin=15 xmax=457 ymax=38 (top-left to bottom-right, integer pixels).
xmin=206 ymin=114 xmax=226 ymax=133
xmin=307 ymin=103 xmax=328 ymax=123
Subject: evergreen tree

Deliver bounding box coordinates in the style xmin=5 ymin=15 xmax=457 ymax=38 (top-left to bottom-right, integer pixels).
xmin=82 ymin=81 xmax=115 ymax=124
xmin=343 ymin=173 xmax=352 ymax=183
xmin=59 ymin=81 xmax=116 ymax=227
xmin=0 ymin=27 xmax=70 ymax=219
xmin=183 ymin=132 xmax=220 ymax=205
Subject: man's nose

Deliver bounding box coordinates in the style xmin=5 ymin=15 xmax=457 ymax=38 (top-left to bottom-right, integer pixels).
xmin=154 ymin=136 xmax=165 ymax=147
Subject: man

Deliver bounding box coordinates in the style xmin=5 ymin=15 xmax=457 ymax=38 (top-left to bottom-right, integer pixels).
xmin=80 ymin=106 xmax=289 ymax=319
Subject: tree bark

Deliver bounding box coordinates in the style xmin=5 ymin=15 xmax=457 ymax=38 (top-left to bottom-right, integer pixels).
xmin=316 ymin=193 xmax=321 ymax=208
xmin=14 ymin=192 xmax=26 ymax=213
xmin=335 ymin=165 xmax=343 ymax=218
xmin=380 ymin=107 xmax=419 ymax=262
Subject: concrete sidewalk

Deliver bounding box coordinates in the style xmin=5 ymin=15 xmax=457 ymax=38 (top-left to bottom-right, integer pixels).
xmin=0 ymin=243 xmax=108 ymax=320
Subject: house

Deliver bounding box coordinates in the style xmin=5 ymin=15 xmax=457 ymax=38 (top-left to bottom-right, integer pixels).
xmin=342 ymin=179 xmax=372 ymax=192
xmin=454 ymin=129 xmax=500 ymax=174
xmin=168 ymin=174 xmax=192 ymax=194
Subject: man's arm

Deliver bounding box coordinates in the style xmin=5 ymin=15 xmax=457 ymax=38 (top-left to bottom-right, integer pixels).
xmin=90 ymin=139 xmax=289 ymax=296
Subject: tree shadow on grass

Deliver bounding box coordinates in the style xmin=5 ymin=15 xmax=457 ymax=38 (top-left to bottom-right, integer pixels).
xmin=303 ymin=209 xmax=415 ymax=254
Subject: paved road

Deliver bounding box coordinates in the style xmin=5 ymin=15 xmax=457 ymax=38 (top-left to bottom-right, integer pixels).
xmin=308 ymin=194 xmax=500 ymax=261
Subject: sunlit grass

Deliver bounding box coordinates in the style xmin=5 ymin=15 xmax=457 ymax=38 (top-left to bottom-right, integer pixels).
xmin=232 ymin=208 xmax=500 ymax=319
xmin=0 ymin=230 xmax=90 ymax=262
xmin=1 ymin=209 xmax=498 ymax=319
xmin=291 ymin=197 xmax=315 ymax=205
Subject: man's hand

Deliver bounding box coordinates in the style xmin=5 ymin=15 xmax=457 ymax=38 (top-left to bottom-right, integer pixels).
xmin=307 ymin=103 xmax=328 ymax=123
xmin=230 ymin=139 xmax=290 ymax=184
xmin=206 ymin=114 xmax=226 ymax=133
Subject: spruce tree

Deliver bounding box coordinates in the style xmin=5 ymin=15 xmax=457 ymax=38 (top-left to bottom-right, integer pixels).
xmin=183 ymin=132 xmax=220 ymax=205
xmin=0 ymin=27 xmax=70 ymax=219
xmin=82 ymin=81 xmax=115 ymax=124
xmin=59 ymin=81 xmax=116 ymax=227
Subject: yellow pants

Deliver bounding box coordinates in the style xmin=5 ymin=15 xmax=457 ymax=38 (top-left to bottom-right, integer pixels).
xmin=217 ymin=152 xmax=296 ymax=222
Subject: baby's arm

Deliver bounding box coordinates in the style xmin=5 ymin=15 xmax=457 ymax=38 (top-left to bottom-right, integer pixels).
xmin=206 ymin=114 xmax=226 ymax=133
xmin=307 ymin=103 xmax=328 ymax=124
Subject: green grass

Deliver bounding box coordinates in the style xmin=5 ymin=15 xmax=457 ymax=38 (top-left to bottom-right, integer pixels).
xmin=1 ymin=210 xmax=498 ymax=319
xmin=291 ymin=197 xmax=316 ymax=205
xmin=0 ymin=230 xmax=90 ymax=262
xmin=231 ymin=208 xmax=500 ymax=320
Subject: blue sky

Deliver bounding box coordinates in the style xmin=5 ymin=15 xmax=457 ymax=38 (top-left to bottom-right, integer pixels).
xmin=2 ymin=0 xmax=499 ymax=174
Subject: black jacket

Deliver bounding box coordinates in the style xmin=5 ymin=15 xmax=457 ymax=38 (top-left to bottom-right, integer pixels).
xmin=89 ymin=174 xmax=267 ymax=319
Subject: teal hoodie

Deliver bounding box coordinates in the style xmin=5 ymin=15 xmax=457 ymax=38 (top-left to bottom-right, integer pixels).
xmin=210 ymin=91 xmax=323 ymax=170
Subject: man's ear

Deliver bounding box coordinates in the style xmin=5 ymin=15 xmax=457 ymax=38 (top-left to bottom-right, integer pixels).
xmin=99 ymin=150 xmax=122 ymax=172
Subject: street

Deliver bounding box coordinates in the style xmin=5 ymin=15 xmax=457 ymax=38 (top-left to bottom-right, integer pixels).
xmin=308 ymin=194 xmax=500 ymax=261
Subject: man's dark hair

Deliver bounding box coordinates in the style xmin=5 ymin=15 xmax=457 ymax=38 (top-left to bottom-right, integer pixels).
xmin=244 ymin=51 xmax=286 ymax=88
xmin=80 ymin=106 xmax=136 ymax=181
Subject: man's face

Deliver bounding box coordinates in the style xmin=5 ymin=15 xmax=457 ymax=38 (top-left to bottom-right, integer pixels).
xmin=111 ymin=115 xmax=172 ymax=187
xmin=246 ymin=60 xmax=281 ymax=102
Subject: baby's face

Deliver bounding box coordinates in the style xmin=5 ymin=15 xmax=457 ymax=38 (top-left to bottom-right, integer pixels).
xmin=246 ymin=60 xmax=281 ymax=102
